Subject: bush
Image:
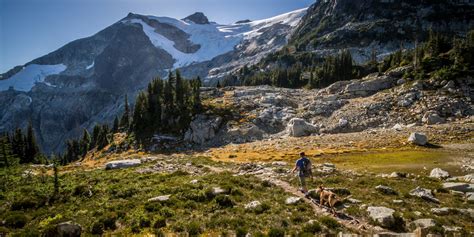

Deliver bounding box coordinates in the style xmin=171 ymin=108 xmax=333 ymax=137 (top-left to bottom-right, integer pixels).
xmin=153 ymin=216 xmax=166 ymax=229
xmin=5 ymin=212 xmax=28 ymax=228
xmin=254 ymin=202 xmax=270 ymax=214
xmin=319 ymin=216 xmax=340 ymax=229
xmin=215 ymin=195 xmax=234 ymax=208
xmin=268 ymin=227 xmax=285 ymax=237
xmin=101 ymin=212 xmax=118 ymax=230
xmin=236 ymin=227 xmax=248 ymax=237
xmin=302 ymin=221 xmax=322 ymax=233
xmin=139 ymin=216 xmax=151 ymax=228
xmin=11 ymin=198 xmax=36 ymax=210
xmin=90 ymin=221 xmax=104 ymax=235
xmin=187 ymin=222 xmax=202 ymax=236
xmin=159 ymin=207 xmax=174 ymax=218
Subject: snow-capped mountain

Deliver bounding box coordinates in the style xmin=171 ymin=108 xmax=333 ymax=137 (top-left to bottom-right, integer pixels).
xmin=0 ymin=9 xmax=307 ymax=152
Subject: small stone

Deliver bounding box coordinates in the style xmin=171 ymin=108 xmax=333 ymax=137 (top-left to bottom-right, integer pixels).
xmin=190 ymin=179 xmax=199 ymax=184
xmin=375 ymin=185 xmax=398 ymax=195
xmin=367 ymin=206 xmax=396 ymax=228
xmin=392 ymin=200 xmax=404 ymax=204
xmin=56 ymin=221 xmax=82 ymax=237
xmin=411 ymin=218 xmax=436 ymax=229
xmin=408 ymin=132 xmax=428 ymax=146
xmin=429 ymin=168 xmax=450 ymax=179
xmin=442 ymin=182 xmax=474 ymax=192
xmin=409 ymin=187 xmax=440 ymax=203
xmin=285 ymin=196 xmax=301 ymax=205
xmin=347 ymin=198 xmax=362 ymax=204
xmin=212 ymin=187 xmax=226 ymax=195
xmin=148 ymin=195 xmax=171 ymax=202
xmin=466 ymin=192 xmax=474 ymax=203
xmin=431 ymin=207 xmax=451 ymax=215
xmin=105 ymin=159 xmax=141 ymax=170
xmin=271 ymin=161 xmax=288 ymax=166
xmin=244 ymin=201 xmax=262 ymax=210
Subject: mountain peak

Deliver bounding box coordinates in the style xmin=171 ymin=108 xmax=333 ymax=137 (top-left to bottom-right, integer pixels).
xmin=183 ymin=12 xmax=210 ymax=24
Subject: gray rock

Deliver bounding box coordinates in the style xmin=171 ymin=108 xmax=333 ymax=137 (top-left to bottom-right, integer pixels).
xmin=431 ymin=207 xmax=452 ymax=215
xmin=375 ymin=185 xmax=398 ymax=195
xmin=148 ymin=195 xmax=171 ymax=202
xmin=367 ymin=206 xmax=396 ymax=228
xmin=408 ymin=132 xmax=428 ymax=146
xmin=429 ymin=168 xmax=450 ymax=179
xmin=443 ymin=80 xmax=455 ymax=89
xmin=409 ymin=187 xmax=440 ymax=203
xmin=105 ymin=159 xmax=141 ymax=170
xmin=442 ymin=182 xmax=474 ymax=193
xmin=286 ymin=118 xmax=318 ymax=137
xmin=244 ymin=201 xmax=262 ymax=210
xmin=467 ymin=192 xmax=474 ymax=203
xmin=56 ymin=221 xmax=82 ymax=237
xmin=184 ymin=115 xmax=222 ymax=144
xmin=271 ymin=161 xmax=288 ymax=166
xmin=285 ymin=196 xmax=301 ymax=205
xmin=422 ymin=111 xmax=445 ymax=125
xmin=411 ymin=218 xmax=436 ymax=229
xmin=212 ymin=187 xmax=226 ymax=195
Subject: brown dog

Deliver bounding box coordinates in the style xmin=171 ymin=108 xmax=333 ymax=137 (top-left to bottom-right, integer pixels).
xmin=316 ymin=186 xmax=338 ymax=214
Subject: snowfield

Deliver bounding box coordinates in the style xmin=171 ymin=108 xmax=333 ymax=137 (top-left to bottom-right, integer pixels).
xmin=0 ymin=64 xmax=67 ymax=92
xmin=122 ymin=8 xmax=307 ymax=69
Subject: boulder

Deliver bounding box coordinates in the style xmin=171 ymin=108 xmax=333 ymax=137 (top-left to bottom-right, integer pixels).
xmin=431 ymin=207 xmax=452 ymax=216
xmin=410 ymin=219 xmax=436 ymax=229
xmin=184 ymin=115 xmax=222 ymax=144
xmin=429 ymin=168 xmax=450 ymax=179
xmin=466 ymin=192 xmax=474 ymax=203
xmin=286 ymin=118 xmax=318 ymax=137
xmin=392 ymin=123 xmax=403 ymax=131
xmin=55 ymin=221 xmax=82 ymax=237
xmin=344 ymin=75 xmax=397 ymax=97
xmin=409 ymin=187 xmax=440 ymax=203
xmin=408 ymin=132 xmax=428 ymax=146
xmin=212 ymin=187 xmax=226 ymax=195
xmin=271 ymin=161 xmax=288 ymax=166
xmin=461 ymin=174 xmax=474 ymax=183
xmin=244 ymin=201 xmax=262 ymax=210
xmin=105 ymin=159 xmax=141 ymax=170
xmin=442 ymin=182 xmax=474 ymax=193
xmin=422 ymin=111 xmax=445 ymax=125
xmin=367 ymin=206 xmax=396 ymax=228
xmin=285 ymin=196 xmax=301 ymax=205
xmin=389 ymin=172 xmax=407 ymax=178
xmin=148 ymin=195 xmax=171 ymax=202
xmin=375 ymin=185 xmax=398 ymax=195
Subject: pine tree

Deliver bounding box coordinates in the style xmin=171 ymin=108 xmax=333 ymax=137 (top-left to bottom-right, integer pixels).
xmin=97 ymin=125 xmax=110 ymax=150
xmin=80 ymin=129 xmax=91 ymax=157
xmin=113 ymin=116 xmax=119 ymax=133
xmin=0 ymin=134 xmax=17 ymax=167
xmin=191 ymin=77 xmax=202 ymax=113
xmin=132 ymin=92 xmax=150 ymax=142
xmin=12 ymin=128 xmax=26 ymax=163
xmin=120 ymin=94 xmax=130 ymax=131
xmin=91 ymin=124 xmax=101 ymax=148
xmin=25 ymin=121 xmax=39 ymax=163
xmin=147 ymin=78 xmax=163 ymax=133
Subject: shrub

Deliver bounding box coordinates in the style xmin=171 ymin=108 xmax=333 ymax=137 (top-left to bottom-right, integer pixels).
xmin=144 ymin=202 xmax=161 ymax=212
xmin=11 ymin=198 xmax=36 ymax=210
xmin=215 ymin=195 xmax=234 ymax=208
xmin=254 ymin=202 xmax=271 ymax=214
xmin=159 ymin=207 xmax=174 ymax=218
xmin=319 ymin=216 xmax=340 ymax=229
xmin=101 ymin=212 xmax=118 ymax=230
xmin=139 ymin=216 xmax=151 ymax=228
xmin=236 ymin=227 xmax=248 ymax=237
xmin=302 ymin=221 xmax=322 ymax=233
xmin=5 ymin=212 xmax=28 ymax=228
xmin=153 ymin=216 xmax=166 ymax=229
xmin=187 ymin=222 xmax=202 ymax=236
xmin=268 ymin=227 xmax=285 ymax=237
xmin=90 ymin=221 xmax=104 ymax=235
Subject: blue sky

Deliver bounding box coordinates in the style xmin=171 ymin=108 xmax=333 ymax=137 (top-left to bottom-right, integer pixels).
xmin=0 ymin=0 xmax=314 ymax=72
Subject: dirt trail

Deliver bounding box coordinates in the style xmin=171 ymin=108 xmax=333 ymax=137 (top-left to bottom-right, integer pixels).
xmin=203 ymin=165 xmax=387 ymax=234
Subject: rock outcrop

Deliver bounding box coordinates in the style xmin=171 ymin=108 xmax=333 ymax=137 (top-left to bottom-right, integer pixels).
xmin=105 ymin=159 xmax=141 ymax=170
xmin=286 ymin=118 xmax=318 ymax=137
xmin=184 ymin=115 xmax=223 ymax=144
xmin=367 ymin=206 xmax=395 ymax=228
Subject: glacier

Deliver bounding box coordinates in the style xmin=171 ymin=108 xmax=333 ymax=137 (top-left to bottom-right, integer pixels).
xmin=0 ymin=64 xmax=67 ymax=92
xmin=122 ymin=8 xmax=307 ymax=69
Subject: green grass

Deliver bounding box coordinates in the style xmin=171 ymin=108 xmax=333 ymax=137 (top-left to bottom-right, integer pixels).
xmin=0 ymin=157 xmax=340 ymax=235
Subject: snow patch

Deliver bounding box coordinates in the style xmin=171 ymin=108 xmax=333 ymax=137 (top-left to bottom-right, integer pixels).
xmin=0 ymin=64 xmax=66 ymax=92
xmin=86 ymin=61 xmax=95 ymax=70
xmin=122 ymin=8 xmax=307 ymax=69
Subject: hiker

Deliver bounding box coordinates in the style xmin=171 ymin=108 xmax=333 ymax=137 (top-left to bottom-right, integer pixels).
xmin=291 ymin=152 xmax=313 ymax=195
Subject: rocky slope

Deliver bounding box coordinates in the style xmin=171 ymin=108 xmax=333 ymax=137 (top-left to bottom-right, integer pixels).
xmin=0 ymin=9 xmax=306 ymax=153
xmin=291 ymin=0 xmax=474 ymax=63
xmin=184 ymin=66 xmax=473 ymax=147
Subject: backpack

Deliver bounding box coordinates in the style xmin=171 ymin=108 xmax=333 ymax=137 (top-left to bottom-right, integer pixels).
xmin=301 ymin=157 xmax=312 ymax=177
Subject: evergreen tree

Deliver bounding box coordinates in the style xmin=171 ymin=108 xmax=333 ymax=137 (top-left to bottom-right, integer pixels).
xmin=80 ymin=129 xmax=91 ymax=157
xmin=12 ymin=128 xmax=26 ymax=163
xmin=25 ymin=121 xmax=39 ymax=163
xmin=120 ymin=94 xmax=130 ymax=131
xmin=147 ymin=78 xmax=163 ymax=133
xmin=96 ymin=125 xmax=110 ymax=150
xmin=113 ymin=116 xmax=119 ymax=133
xmin=0 ymin=134 xmax=17 ymax=167
xmin=191 ymin=77 xmax=202 ymax=113
xmin=91 ymin=124 xmax=101 ymax=148
xmin=132 ymin=92 xmax=150 ymax=142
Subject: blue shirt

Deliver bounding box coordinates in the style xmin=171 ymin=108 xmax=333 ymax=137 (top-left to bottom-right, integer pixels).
xmin=296 ymin=157 xmax=310 ymax=177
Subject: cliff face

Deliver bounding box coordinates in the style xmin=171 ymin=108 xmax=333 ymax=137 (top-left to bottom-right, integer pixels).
xmin=292 ymin=0 xmax=474 ymax=62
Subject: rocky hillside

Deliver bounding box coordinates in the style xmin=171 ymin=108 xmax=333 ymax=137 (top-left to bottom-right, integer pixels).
xmin=184 ymin=65 xmax=473 ymax=147
xmin=0 ymin=9 xmax=306 ymax=153
xmin=291 ymin=0 xmax=474 ymax=63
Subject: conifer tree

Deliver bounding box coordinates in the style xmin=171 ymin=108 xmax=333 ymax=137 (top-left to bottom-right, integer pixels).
xmin=113 ymin=116 xmax=119 ymax=133
xmin=12 ymin=128 xmax=26 ymax=163
xmin=80 ymin=129 xmax=91 ymax=157
xmin=25 ymin=121 xmax=39 ymax=163
xmin=120 ymin=94 xmax=130 ymax=130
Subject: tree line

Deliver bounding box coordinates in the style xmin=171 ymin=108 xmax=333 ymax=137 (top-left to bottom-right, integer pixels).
xmin=0 ymin=122 xmax=42 ymax=167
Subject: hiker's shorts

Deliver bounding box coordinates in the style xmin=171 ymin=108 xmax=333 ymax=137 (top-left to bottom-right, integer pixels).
xmin=299 ymin=176 xmax=307 ymax=187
